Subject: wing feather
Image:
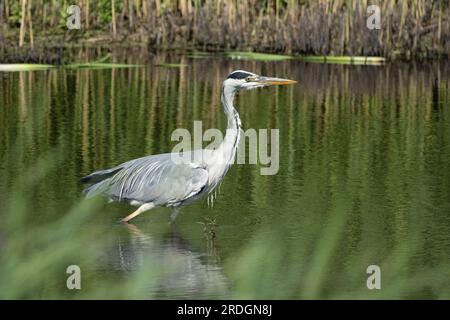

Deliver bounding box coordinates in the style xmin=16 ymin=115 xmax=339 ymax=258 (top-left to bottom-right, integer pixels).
xmin=83 ymin=153 xmax=208 ymax=206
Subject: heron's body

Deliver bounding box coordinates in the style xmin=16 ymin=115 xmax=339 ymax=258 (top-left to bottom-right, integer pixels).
xmin=81 ymin=70 xmax=295 ymax=222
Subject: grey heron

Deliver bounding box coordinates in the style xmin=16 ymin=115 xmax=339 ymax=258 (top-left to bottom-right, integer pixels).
xmin=80 ymin=70 xmax=296 ymax=222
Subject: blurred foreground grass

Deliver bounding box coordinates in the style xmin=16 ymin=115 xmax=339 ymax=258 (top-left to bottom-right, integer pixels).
xmin=0 ymin=152 xmax=157 ymax=299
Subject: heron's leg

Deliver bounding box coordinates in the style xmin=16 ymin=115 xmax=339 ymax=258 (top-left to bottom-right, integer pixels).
xmin=121 ymin=203 xmax=154 ymax=223
xmin=170 ymin=207 xmax=181 ymax=223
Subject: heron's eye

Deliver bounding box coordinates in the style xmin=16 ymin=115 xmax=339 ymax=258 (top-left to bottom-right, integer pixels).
xmin=246 ymin=76 xmax=252 ymax=82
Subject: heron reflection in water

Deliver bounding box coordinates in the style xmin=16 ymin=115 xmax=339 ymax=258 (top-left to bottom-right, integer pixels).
xmin=81 ymin=70 xmax=296 ymax=222
xmin=112 ymin=222 xmax=228 ymax=298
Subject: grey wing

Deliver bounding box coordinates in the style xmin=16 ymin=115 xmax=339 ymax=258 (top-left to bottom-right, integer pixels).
xmin=82 ymin=153 xmax=208 ymax=206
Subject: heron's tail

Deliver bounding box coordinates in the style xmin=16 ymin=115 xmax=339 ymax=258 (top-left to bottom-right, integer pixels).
xmin=80 ymin=166 xmax=124 ymax=198
xmin=83 ymin=180 xmax=110 ymax=198
xmin=80 ymin=167 xmax=123 ymax=184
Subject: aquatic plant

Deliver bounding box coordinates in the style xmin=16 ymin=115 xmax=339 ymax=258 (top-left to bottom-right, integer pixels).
xmin=1 ymin=1 xmax=449 ymax=60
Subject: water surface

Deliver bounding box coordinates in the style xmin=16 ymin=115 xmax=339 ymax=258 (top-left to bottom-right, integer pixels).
xmin=0 ymin=53 xmax=449 ymax=299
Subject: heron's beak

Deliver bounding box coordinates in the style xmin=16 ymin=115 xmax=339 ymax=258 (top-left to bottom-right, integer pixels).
xmin=258 ymin=76 xmax=297 ymax=86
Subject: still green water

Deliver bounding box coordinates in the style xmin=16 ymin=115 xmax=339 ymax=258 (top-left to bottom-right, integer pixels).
xmin=0 ymin=53 xmax=449 ymax=299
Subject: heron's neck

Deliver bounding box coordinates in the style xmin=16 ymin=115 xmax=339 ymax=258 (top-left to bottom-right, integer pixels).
xmin=217 ymin=85 xmax=241 ymax=163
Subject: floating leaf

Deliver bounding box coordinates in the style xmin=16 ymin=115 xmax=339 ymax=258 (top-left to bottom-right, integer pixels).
xmin=0 ymin=64 xmax=55 ymax=72
xmin=65 ymin=63 xmax=143 ymax=69
xmin=225 ymin=51 xmax=293 ymax=61
xmin=297 ymin=56 xmax=386 ymax=65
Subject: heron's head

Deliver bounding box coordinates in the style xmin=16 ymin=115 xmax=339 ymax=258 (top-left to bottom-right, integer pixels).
xmin=224 ymin=70 xmax=296 ymax=91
